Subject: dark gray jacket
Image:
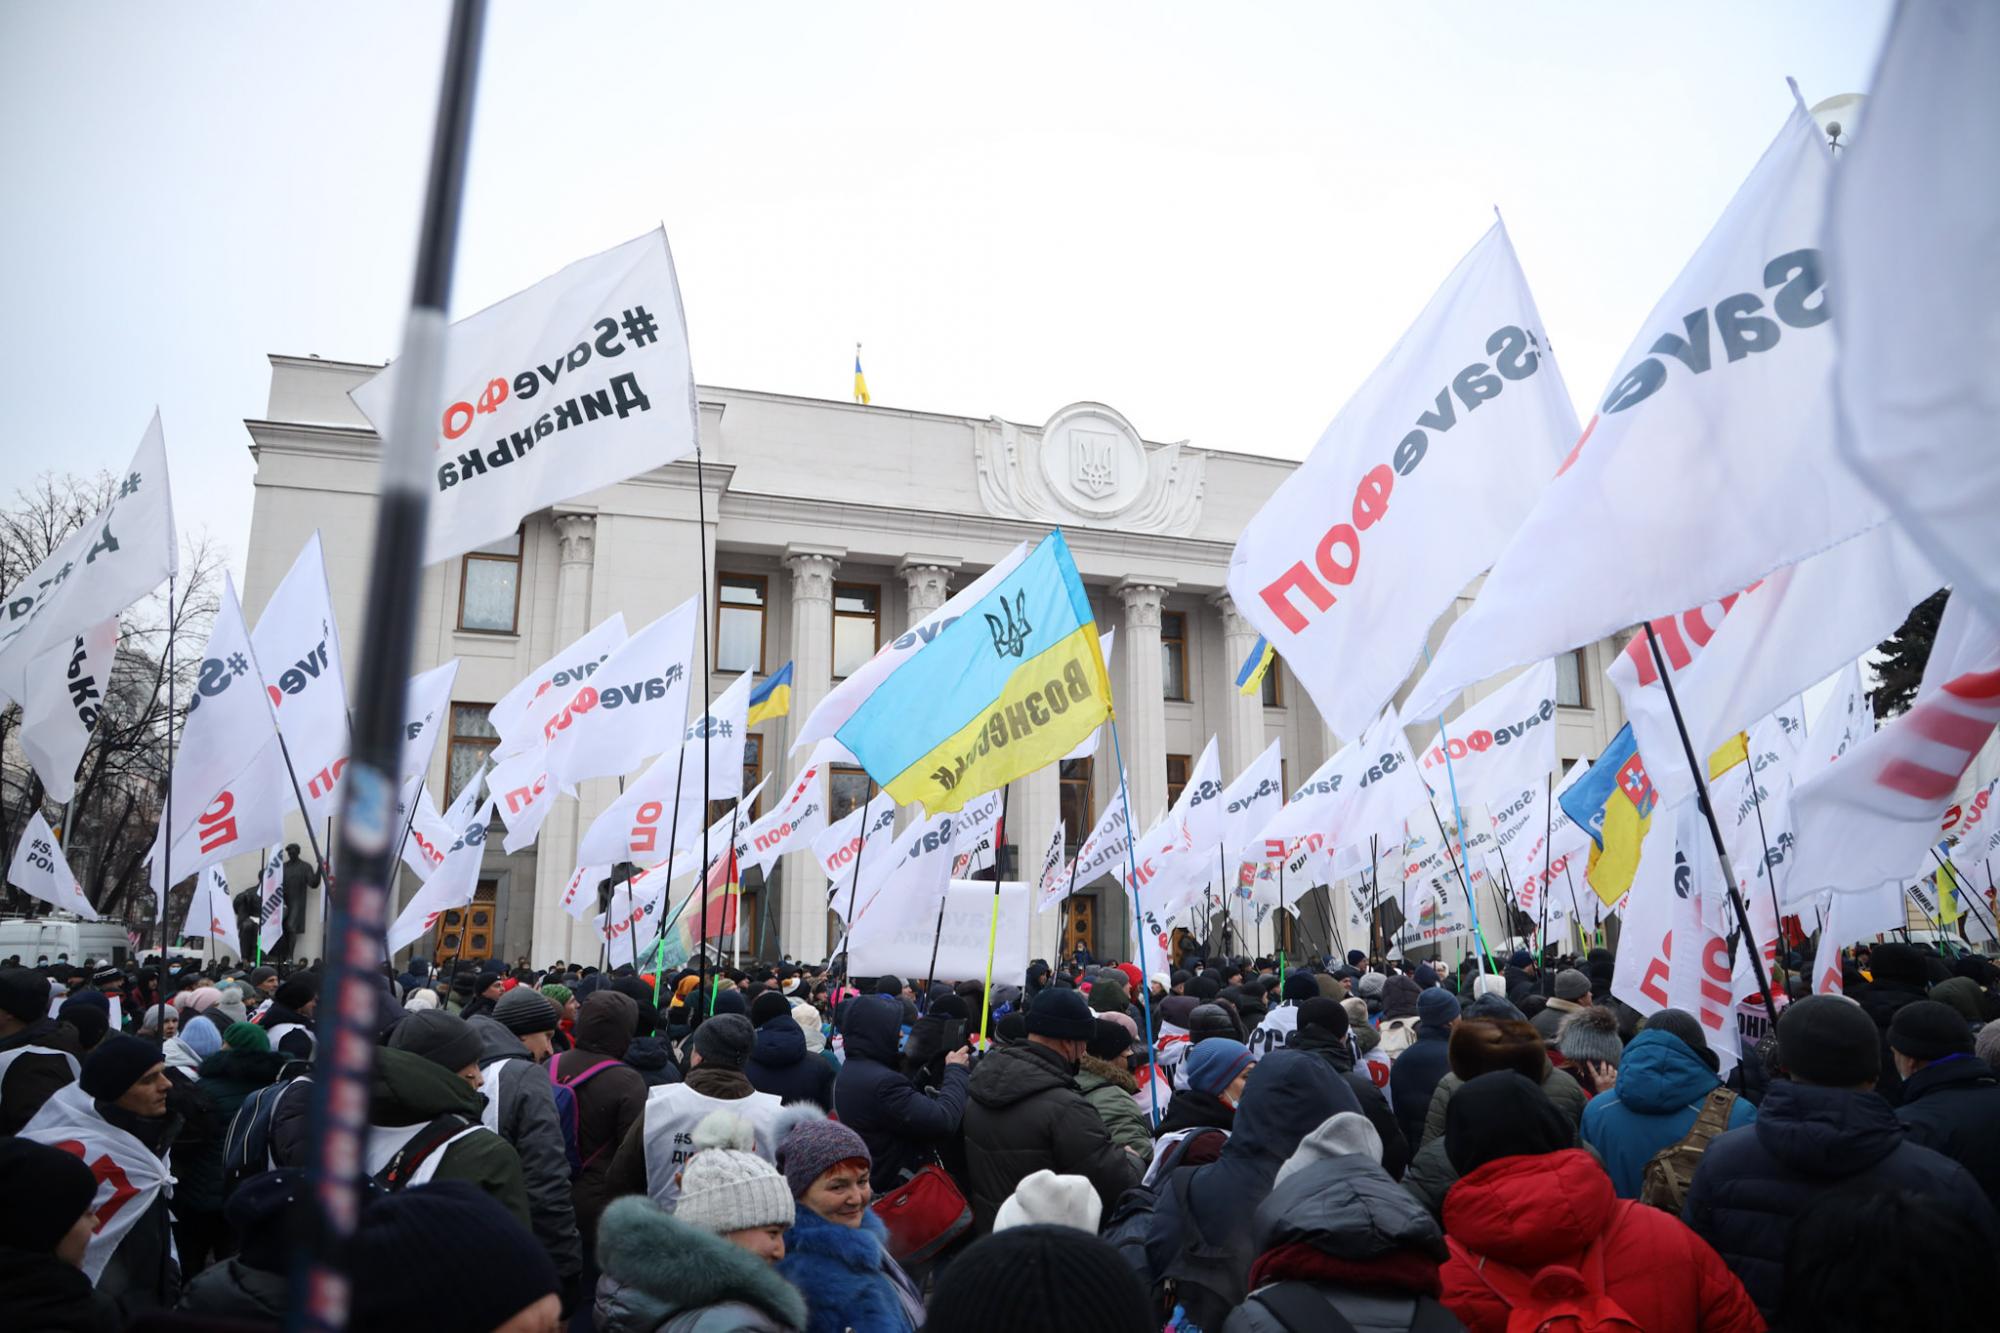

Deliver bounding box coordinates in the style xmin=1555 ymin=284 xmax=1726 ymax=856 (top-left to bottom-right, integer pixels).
xmin=594 ymin=1195 xmax=806 ymax=1333
xmin=469 ymin=1015 xmax=583 ymax=1278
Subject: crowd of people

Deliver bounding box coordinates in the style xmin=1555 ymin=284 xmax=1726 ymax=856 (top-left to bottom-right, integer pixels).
xmin=2 ymin=933 xmax=1997 ymax=1331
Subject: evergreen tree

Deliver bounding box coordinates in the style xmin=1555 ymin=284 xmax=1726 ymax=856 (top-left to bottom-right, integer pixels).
xmin=1872 ymin=589 xmax=1948 ymax=720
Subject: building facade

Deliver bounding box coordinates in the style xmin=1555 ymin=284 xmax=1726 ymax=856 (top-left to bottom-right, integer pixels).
xmin=241 ymin=353 xmax=1633 ymax=966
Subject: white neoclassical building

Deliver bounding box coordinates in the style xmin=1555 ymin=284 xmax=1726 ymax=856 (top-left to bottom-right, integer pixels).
xmin=241 ymin=353 xmax=1635 ymax=966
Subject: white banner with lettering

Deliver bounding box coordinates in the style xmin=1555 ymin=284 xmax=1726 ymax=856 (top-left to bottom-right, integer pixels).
xmin=18 ymin=618 xmax=118 ymax=803
xmin=7 ymin=812 xmax=99 ymax=919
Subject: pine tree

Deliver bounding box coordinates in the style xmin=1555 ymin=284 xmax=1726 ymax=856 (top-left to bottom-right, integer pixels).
xmin=1872 ymin=589 xmax=1948 ymax=720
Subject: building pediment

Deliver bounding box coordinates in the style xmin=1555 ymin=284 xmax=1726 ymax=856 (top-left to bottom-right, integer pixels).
xmin=974 ymin=401 xmax=1205 ymax=535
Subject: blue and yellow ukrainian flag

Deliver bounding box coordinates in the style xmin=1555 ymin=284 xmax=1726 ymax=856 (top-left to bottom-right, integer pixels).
xmin=853 ymin=347 xmax=870 ymax=405
xmin=747 ymin=661 xmax=794 ymax=727
xmin=1559 ymin=723 xmax=1658 ymax=908
xmin=835 ymin=530 xmax=1112 ymax=814
xmin=1235 ymin=636 xmax=1275 ymax=697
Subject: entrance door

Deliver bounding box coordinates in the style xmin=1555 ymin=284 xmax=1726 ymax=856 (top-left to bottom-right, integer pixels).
xmin=1061 ymin=892 xmax=1096 ymax=961
xmin=436 ymin=879 xmax=498 ymax=967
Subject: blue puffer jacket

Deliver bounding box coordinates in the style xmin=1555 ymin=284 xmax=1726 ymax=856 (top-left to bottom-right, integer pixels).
xmin=777 ymin=1208 xmax=919 ymax=1333
xmin=744 ymin=1015 xmax=836 ymax=1110
xmin=832 ymin=995 xmax=969 ymax=1192
xmin=1579 ymin=1029 xmax=1756 ymax=1197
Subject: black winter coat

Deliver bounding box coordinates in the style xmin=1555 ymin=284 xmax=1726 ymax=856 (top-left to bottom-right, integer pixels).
xmin=1387 ymin=1020 xmax=1451 ymax=1152
xmin=1856 ymin=979 xmax=1927 ymax=1106
xmin=1896 ymin=1054 xmax=2000 ymax=1207
xmin=745 ymin=1014 xmax=837 ymax=1110
xmin=1293 ymin=1025 xmax=1411 ymax=1180
xmin=0 ymin=1246 xmax=120 ymax=1333
xmin=1684 ymin=1078 xmax=2000 ymax=1316
xmin=833 ymin=996 xmax=970 ymax=1194
xmin=176 ymin=1256 xmax=287 ymax=1322
xmin=0 ymin=1017 xmax=81 ymax=1134
xmin=963 ymin=1040 xmax=1139 ymax=1233
xmin=1154 ymin=1087 xmax=1235 ymax=1138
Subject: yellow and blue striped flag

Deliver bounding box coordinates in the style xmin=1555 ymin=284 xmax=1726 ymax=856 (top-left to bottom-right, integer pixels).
xmin=747 ymin=661 xmax=793 ymax=727
xmin=853 ymin=348 xmax=870 ymax=405
xmin=1235 ymin=636 xmax=1275 ymax=697
xmin=835 ymin=530 xmax=1112 ymax=814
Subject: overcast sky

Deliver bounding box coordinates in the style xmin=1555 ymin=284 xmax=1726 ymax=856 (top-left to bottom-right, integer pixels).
xmin=1 ymin=2 xmax=1891 ymax=573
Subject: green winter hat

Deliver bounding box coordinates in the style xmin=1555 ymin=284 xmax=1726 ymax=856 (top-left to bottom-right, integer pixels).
xmin=224 ymin=1021 xmax=271 ymax=1052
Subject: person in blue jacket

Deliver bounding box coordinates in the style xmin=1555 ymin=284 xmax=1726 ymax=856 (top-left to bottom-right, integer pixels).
xmin=1579 ymin=1008 xmax=1756 ymax=1197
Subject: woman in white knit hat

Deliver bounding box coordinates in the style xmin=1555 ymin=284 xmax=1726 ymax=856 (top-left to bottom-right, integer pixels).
xmin=594 ymin=1111 xmax=807 ymax=1332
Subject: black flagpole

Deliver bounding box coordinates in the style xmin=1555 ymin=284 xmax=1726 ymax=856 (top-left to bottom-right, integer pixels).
xmin=1641 ymin=623 xmax=1781 ymax=1031
xmin=289 ymin=4 xmax=486 ymax=1328
xmin=695 ymin=441 xmax=714 ymax=1016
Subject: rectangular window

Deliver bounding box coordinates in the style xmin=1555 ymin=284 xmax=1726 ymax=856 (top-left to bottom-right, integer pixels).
xmin=1261 ymin=658 xmax=1283 ymax=708
xmin=1557 ymin=648 xmax=1588 ymax=708
xmin=830 ymin=766 xmax=876 ymax=822
xmin=1161 ymin=611 xmax=1189 ymax=701
xmin=832 ymin=584 xmax=880 ymax=680
xmin=709 ymin=734 xmax=765 ymax=827
xmin=1165 ymin=753 xmax=1190 ymax=810
xmin=447 ymin=704 xmax=497 ymax=803
xmin=458 ymin=530 xmax=522 ymax=633
xmin=1059 ymin=759 xmax=1094 ymax=854
xmin=716 ymin=574 xmax=767 ymax=674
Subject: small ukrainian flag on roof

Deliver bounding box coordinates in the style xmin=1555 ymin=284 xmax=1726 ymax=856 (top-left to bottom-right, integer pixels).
xmin=1236 ymin=636 xmax=1275 ymax=697
xmin=748 ymin=661 xmax=794 ymax=727
xmin=853 ymin=344 xmax=870 ymax=405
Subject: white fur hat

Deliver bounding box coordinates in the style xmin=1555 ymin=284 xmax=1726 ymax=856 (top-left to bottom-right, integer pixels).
xmin=674 ymin=1110 xmax=794 ymax=1235
xmin=992 ymin=1169 xmax=1102 ymax=1234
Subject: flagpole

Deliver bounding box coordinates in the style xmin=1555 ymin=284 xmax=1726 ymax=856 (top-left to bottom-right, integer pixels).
xmin=1277 ymin=856 xmax=1286 ymax=986
xmin=1742 ymin=761 xmax=1792 ymax=970
xmin=835 ymin=795 xmax=876 ymax=987
xmin=695 ymin=440 xmax=713 ymax=1017
xmin=1539 ymin=772 xmax=1553 ymax=966
xmin=977 ymin=874 xmax=1002 ymax=1048
xmin=1640 ymin=624 xmax=1781 ymax=1030
xmin=290 ymin=5 xmax=485 ymax=1327
xmin=1931 ymin=848 xmax=1998 ymax=940
xmin=1428 ymin=800 xmax=1494 ymax=974
xmin=1107 ymin=718 xmax=1161 ymax=1129
xmin=155 ymin=569 xmax=175 ymax=1163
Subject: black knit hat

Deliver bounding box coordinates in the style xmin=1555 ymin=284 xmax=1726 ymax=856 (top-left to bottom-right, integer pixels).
xmin=750 ymin=990 xmax=793 ymax=1028
xmin=1445 ymin=1071 xmax=1571 ymax=1176
xmin=1297 ymin=996 xmax=1349 ymax=1037
xmin=274 ymin=972 xmax=318 ymax=1011
xmin=0 ymin=966 xmax=49 ymax=1022
xmin=351 ymin=1181 xmax=559 ymax=1329
xmin=1641 ymin=1008 xmax=1719 ymax=1073
xmin=926 ymin=1224 xmax=1155 ymax=1333
xmin=58 ymin=997 xmax=109 ymax=1050
xmin=1777 ymin=995 xmax=1881 ymax=1086
xmin=1087 ymin=1016 xmax=1134 ymax=1060
xmin=1026 ymin=986 xmax=1097 ymax=1040
xmin=692 ymin=1013 xmax=756 ymax=1069
xmin=79 ymin=1033 xmax=163 ymax=1100
xmin=0 ymin=1138 xmax=100 ymax=1251
xmin=492 ymin=986 xmax=558 ymax=1036
xmin=1282 ymin=971 xmax=1320 ymax=1003
xmin=388 ymin=1010 xmax=483 ymax=1072
xmin=1888 ymin=1000 xmax=1974 ymax=1062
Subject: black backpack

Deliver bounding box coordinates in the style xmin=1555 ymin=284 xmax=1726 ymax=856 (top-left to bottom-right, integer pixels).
xmin=221 ymin=1060 xmax=312 ymax=1195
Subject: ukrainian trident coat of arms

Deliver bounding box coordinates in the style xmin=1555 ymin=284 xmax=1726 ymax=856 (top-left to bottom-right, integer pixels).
xmin=1069 ymin=428 xmax=1118 ymax=499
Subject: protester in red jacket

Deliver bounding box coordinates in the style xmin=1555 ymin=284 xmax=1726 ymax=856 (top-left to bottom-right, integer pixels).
xmin=1437 ymin=1072 xmax=1763 ymax=1333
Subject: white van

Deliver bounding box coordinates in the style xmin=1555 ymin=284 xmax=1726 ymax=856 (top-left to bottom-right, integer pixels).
xmin=0 ymin=916 xmax=132 ymax=967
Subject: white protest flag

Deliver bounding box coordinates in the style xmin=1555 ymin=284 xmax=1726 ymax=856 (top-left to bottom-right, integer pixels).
xmin=1056 ymin=780 xmax=1133 ymax=902
xmin=491 ymin=614 xmax=627 ymax=761
xmin=739 ymin=758 xmax=832 ymax=876
xmin=666 ymin=778 xmax=770 ymax=881
xmin=386 ymin=796 xmax=495 ymax=956
xmin=1812 ymin=880 xmax=1905 ymax=995
xmin=1949 ymin=779 xmax=2000 ymax=884
xmin=7 ymin=812 xmax=99 ymax=919
xmin=1663 ymin=524 xmax=1941 ymax=768
xmin=1407 ymin=99 xmax=1879 ymax=723
xmin=18 ymin=618 xmax=118 ymax=802
xmin=1789 ymin=597 xmax=2000 ymax=896
xmin=542 ymin=600 xmax=697 ymax=794
xmin=351 ymin=231 xmax=699 ymax=567
xmin=400 ymin=763 xmax=487 ymax=883
xmin=1494 ymin=759 xmax=1592 ymax=930
xmin=250 ymin=533 xmax=350 ymax=823
xmin=1219 ymin=739 xmax=1284 ymax=870
xmin=257 ymin=845 xmax=287 ymax=954
xmin=1796 ymin=661 xmax=1870 ymax=779
xmin=849 ymin=879 xmax=1030 ymax=984
xmin=791 ymin=542 xmax=1031 ymax=757
xmin=1664 ymin=807 xmax=1744 ymax=1076
xmin=19 ymin=1085 xmax=172 ymax=1281
xmin=950 ymin=788 xmax=1003 ymax=878
xmin=1827 ymin=0 xmax=2000 ymax=628
xmin=840 ymin=808 xmax=959 ymax=931
xmin=577 ymin=669 xmax=748 ymax=866
xmin=149 ymin=575 xmax=290 ymax=912
xmin=400 ymin=659 xmax=460 ymax=785
xmin=490 ymin=749 xmax=557 ymax=855
xmin=0 ymin=413 xmax=176 ymax=704
xmin=179 ymin=864 xmax=237 ymax=947
xmin=1335 ymin=710 xmax=1431 ymax=865
xmin=1060 ymin=627 xmax=1114 ymax=763
xmin=560 ymin=864 xmax=607 ymax=922
xmin=1129 ymin=738 xmax=1225 ymax=913
xmin=813 ymin=794 xmax=899 ymax=891
xmin=1412 ymin=661 xmax=1557 ymax=805
xmin=1034 ymin=816 xmax=1068 ymax=911
xmin=1228 ymin=220 xmax=1578 ymax=740
xmin=1178 ymin=736 xmax=1226 ymax=859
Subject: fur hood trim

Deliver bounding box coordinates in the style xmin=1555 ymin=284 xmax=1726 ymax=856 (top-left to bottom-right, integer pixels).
xmin=597 ymin=1196 xmax=807 ymax=1327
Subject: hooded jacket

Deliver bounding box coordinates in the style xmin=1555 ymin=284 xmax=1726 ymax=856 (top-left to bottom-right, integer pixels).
xmin=175 ymin=1256 xmax=288 ymax=1323
xmin=363 ymin=1046 xmax=532 ymax=1230
xmin=1076 ymin=1052 xmax=1154 ymax=1159
xmin=833 ymin=995 xmax=970 ymax=1193
xmin=1153 ymin=1086 xmax=1235 ymax=1138
xmin=1579 ymin=1030 xmax=1757 ymax=1198
xmin=1684 ymin=1078 xmax=2000 ymax=1316
xmin=1143 ymin=1052 xmax=1356 ymax=1317
xmin=745 ymin=1013 xmax=837 ymax=1110
xmin=1387 ymin=1012 xmax=1452 ymax=1153
xmin=1404 ymin=1063 xmax=1587 ymax=1217
xmin=0 ymin=1016 xmax=82 ymax=1135
xmin=1223 ymin=1155 xmax=1458 ymax=1333
xmin=776 ymin=1207 xmax=920 ymax=1333
xmin=192 ymin=1046 xmax=291 ymax=1121
xmin=962 ymin=1039 xmax=1140 ymax=1233
xmin=0 ymin=1246 xmax=120 ymax=1333
xmin=1896 ymin=1054 xmax=2000 ymax=1206
xmin=558 ymin=990 xmax=652 ymax=1240
xmin=1439 ymin=1147 xmax=1760 ymax=1333
xmin=1292 ymin=1023 xmax=1411 ymax=1180
xmin=594 ymin=1196 xmax=806 ymax=1333
xmin=468 ymin=1015 xmax=584 ymax=1277
xmin=622 ymin=1034 xmax=685 ymax=1088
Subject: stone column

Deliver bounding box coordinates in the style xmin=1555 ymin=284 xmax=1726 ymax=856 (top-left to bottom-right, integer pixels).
xmin=1112 ymin=579 xmax=1173 ymax=959
xmin=533 ymin=513 xmax=596 ymax=962
xmin=778 ymin=544 xmax=843 ymax=961
xmin=1211 ymin=594 xmax=1267 ymax=782
xmin=897 ymin=556 xmax=959 ymax=628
